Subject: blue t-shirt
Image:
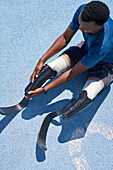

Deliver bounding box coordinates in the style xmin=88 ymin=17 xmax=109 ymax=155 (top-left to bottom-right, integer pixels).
xmin=70 ymin=4 xmax=113 ymax=68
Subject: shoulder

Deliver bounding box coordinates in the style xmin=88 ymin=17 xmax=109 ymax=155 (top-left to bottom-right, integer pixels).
xmin=104 ymin=17 xmax=113 ymax=37
xmin=74 ymin=4 xmax=86 ymax=16
xmin=105 ymin=17 xmax=113 ymax=27
xmin=72 ymin=4 xmax=86 ymax=22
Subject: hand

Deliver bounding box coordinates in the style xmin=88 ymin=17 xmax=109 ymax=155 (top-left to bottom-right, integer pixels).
xmin=30 ymin=59 xmax=44 ymax=83
xmin=25 ymin=87 xmax=44 ymax=99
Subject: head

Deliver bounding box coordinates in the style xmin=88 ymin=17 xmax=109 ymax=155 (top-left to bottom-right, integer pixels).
xmin=79 ymin=1 xmax=110 ymax=34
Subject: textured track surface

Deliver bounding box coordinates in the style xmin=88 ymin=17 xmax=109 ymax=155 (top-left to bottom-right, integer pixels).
xmin=0 ymin=0 xmax=113 ymax=170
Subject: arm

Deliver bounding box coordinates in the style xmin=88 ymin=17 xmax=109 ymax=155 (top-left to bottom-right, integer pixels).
xmin=28 ymin=61 xmax=90 ymax=98
xmin=30 ymin=26 xmax=76 ymax=82
xmin=45 ymin=61 xmax=90 ymax=91
xmin=40 ymin=26 xmax=76 ymax=62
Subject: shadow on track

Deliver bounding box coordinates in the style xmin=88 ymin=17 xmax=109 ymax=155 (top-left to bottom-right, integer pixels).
xmin=31 ymin=73 xmax=110 ymax=162
xmin=0 ymin=72 xmax=110 ymax=162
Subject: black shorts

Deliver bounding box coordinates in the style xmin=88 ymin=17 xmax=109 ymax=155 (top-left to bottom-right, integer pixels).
xmin=62 ymin=42 xmax=113 ymax=87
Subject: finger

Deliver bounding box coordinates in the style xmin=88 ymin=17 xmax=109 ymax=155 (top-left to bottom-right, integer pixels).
xmin=28 ymin=91 xmax=34 ymax=95
xmin=32 ymin=75 xmax=35 ymax=83
xmin=31 ymin=73 xmax=36 ymax=83
xmin=35 ymin=69 xmax=41 ymax=77
xmin=26 ymin=93 xmax=37 ymax=99
xmin=36 ymin=74 xmax=39 ymax=78
xmin=30 ymin=76 xmax=32 ymax=82
xmin=28 ymin=89 xmax=38 ymax=94
xmin=28 ymin=87 xmax=43 ymax=95
xmin=25 ymin=95 xmax=31 ymax=99
xmin=25 ymin=92 xmax=35 ymax=99
xmin=30 ymin=74 xmax=34 ymax=82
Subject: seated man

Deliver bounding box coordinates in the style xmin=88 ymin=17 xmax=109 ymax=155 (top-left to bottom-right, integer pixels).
xmin=26 ymin=1 xmax=113 ymax=119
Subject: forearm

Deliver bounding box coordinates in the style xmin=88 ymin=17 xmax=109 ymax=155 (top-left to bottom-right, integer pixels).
xmin=40 ymin=26 xmax=76 ymax=63
xmin=40 ymin=35 xmax=67 ymax=63
xmin=45 ymin=69 xmax=72 ymax=92
xmin=45 ymin=61 xmax=90 ymax=92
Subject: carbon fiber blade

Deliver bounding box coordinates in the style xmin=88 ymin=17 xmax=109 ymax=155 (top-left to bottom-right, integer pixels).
xmin=38 ymin=112 xmax=58 ymax=151
xmin=38 ymin=98 xmax=76 ymax=151
xmin=0 ymin=97 xmax=29 ymax=115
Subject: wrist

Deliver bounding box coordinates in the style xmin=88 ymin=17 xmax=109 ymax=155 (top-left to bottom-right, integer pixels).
xmin=39 ymin=57 xmax=45 ymax=64
xmin=40 ymin=56 xmax=46 ymax=63
xmin=42 ymin=86 xmax=47 ymax=94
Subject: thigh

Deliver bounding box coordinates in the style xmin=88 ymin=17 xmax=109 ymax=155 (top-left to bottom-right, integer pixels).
xmin=87 ymin=61 xmax=113 ymax=87
xmin=61 ymin=41 xmax=86 ymax=67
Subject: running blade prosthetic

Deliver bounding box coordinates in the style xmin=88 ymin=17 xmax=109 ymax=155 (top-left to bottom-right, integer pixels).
xmin=0 ymin=75 xmax=44 ymax=115
xmin=0 ymin=65 xmax=57 ymax=115
xmin=0 ymin=78 xmax=37 ymax=115
xmin=0 ymin=97 xmax=29 ymax=115
xmin=38 ymin=98 xmax=76 ymax=151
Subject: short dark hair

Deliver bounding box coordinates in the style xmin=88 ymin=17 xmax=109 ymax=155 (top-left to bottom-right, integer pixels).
xmin=81 ymin=1 xmax=110 ymax=25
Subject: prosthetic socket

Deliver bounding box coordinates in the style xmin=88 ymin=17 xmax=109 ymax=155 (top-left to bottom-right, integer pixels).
xmin=62 ymin=77 xmax=105 ymax=119
xmin=25 ymin=55 xmax=71 ymax=96
xmin=25 ymin=65 xmax=57 ymax=96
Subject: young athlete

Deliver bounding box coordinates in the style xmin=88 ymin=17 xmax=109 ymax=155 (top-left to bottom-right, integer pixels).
xmin=26 ymin=1 xmax=113 ymax=119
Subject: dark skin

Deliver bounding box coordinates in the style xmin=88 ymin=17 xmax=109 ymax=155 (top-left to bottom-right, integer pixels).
xmin=26 ymin=13 xmax=104 ymax=99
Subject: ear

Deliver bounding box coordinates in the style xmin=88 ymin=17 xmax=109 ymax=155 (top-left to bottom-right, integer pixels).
xmin=99 ymin=24 xmax=104 ymax=29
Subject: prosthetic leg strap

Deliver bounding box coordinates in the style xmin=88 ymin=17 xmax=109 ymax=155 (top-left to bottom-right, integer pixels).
xmin=62 ymin=90 xmax=93 ymax=120
xmin=38 ymin=98 xmax=76 ymax=151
